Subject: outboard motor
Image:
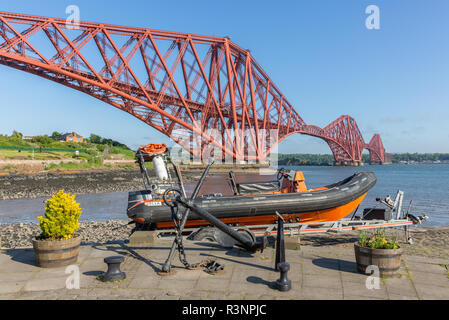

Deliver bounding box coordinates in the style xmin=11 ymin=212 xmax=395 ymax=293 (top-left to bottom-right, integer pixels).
xmin=153 ymin=154 xmax=169 ymax=180
xmin=136 ymin=143 xmax=170 ymax=181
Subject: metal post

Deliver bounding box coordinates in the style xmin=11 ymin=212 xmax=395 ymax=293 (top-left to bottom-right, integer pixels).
xmin=136 ymin=150 xmax=151 ymax=190
xmin=405 ymin=200 xmax=413 ymax=244
xmin=396 ymin=191 xmax=404 ymax=219
xmin=275 ymin=212 xmax=286 ymax=271
xmin=275 ymin=262 xmax=291 ymax=292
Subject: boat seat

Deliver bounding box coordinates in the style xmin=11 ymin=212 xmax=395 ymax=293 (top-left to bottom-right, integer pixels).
xmin=237 ymin=181 xmax=281 ymax=195
xmin=228 ymin=171 xmax=281 ymax=195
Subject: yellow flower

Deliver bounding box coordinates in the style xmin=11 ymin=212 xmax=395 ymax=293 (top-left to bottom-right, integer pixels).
xmin=38 ymin=190 xmax=82 ymax=240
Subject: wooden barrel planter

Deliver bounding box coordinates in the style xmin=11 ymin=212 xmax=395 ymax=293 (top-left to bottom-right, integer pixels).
xmin=32 ymin=235 xmax=81 ymax=268
xmin=354 ymin=242 xmax=403 ymax=276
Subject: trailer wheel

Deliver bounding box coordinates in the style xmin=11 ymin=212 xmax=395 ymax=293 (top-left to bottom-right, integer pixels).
xmin=188 ymin=227 xmax=256 ymax=249
xmin=187 ymin=227 xmax=217 ymax=242
xmin=131 ymin=223 xmax=155 ymax=233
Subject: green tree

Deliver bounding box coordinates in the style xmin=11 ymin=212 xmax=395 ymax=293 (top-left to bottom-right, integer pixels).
xmin=12 ymin=130 xmax=23 ymax=139
xmin=51 ymin=131 xmax=62 ymax=140
xmin=31 ymin=135 xmax=54 ymax=146
xmin=89 ymin=133 xmax=131 ymax=150
xmin=89 ymin=134 xmax=103 ymax=144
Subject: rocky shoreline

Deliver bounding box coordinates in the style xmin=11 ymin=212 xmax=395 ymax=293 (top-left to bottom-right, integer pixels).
xmin=0 ymin=220 xmax=133 ymax=249
xmin=297 ymin=225 xmax=449 ymax=260
xmin=0 ymin=168 xmax=201 ymax=201
xmin=0 ymin=165 xmax=268 ymax=201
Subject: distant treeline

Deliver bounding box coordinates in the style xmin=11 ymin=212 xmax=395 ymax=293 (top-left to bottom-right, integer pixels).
xmin=88 ymin=134 xmax=130 ymax=149
xmin=277 ymin=153 xmax=449 ymax=166
xmin=390 ymin=153 xmax=449 ymax=163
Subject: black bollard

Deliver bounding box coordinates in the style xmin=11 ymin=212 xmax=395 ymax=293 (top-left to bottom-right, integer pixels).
xmin=275 ymin=262 xmax=292 ymax=292
xmin=99 ymin=256 xmax=126 ymax=282
xmin=275 ymin=216 xmax=286 ymax=271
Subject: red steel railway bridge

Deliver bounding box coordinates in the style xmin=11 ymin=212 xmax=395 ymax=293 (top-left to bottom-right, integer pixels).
xmin=0 ymin=12 xmax=386 ymax=164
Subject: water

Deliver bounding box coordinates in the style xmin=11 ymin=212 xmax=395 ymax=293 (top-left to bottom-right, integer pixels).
xmin=0 ymin=192 xmax=129 ymax=225
xmin=0 ymin=164 xmax=448 ymax=226
xmin=285 ymin=164 xmax=449 ymax=227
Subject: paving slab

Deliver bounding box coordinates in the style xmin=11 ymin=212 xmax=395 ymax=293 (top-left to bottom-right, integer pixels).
xmin=302 ymin=286 xmax=343 ymax=300
xmin=157 ymin=279 xmax=197 ymax=293
xmin=128 ymin=231 xmax=158 ymax=247
xmin=120 ymin=278 xmax=146 ymax=291
xmin=383 ymin=276 xmax=418 ymax=298
xmin=303 ymin=273 xmax=341 ymax=289
xmin=229 ymin=276 xmax=275 ymax=295
xmin=1 ymin=241 xmax=449 ymax=300
xmin=343 ymin=294 xmax=387 ymax=300
xmin=342 ymin=281 xmax=388 ymax=299
xmin=388 ymin=294 xmax=419 ymax=300
xmin=159 ymin=268 xmax=203 ymax=281
xmin=414 ymin=283 xmax=449 ymax=300
xmin=24 ymin=276 xmax=68 ymax=292
xmin=0 ymin=280 xmax=26 ymax=294
xmin=408 ymin=269 xmax=449 ymax=288
xmin=405 ymin=260 xmax=448 ymax=274
xmin=0 ymin=271 xmax=35 ymax=282
xmin=195 ymin=278 xmax=230 ymax=292
xmin=302 ymin=262 xmax=341 ymax=277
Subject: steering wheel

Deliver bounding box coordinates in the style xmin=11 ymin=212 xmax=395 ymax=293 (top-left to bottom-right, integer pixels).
xmin=162 ymin=188 xmax=182 ymax=207
xmin=277 ymin=168 xmax=286 ymax=181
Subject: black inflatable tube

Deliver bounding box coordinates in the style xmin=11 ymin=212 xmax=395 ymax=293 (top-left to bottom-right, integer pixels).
xmin=127 ymin=171 xmax=377 ymax=224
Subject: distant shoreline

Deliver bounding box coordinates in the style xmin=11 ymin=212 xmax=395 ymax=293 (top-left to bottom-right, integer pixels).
xmin=0 ymin=165 xmax=266 ymax=201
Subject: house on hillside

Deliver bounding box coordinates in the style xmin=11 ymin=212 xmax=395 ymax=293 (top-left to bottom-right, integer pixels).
xmin=55 ymin=132 xmax=85 ymax=143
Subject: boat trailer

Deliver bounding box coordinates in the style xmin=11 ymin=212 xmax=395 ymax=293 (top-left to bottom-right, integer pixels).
xmin=155 ymin=183 xmax=427 ymax=243
xmin=128 ymin=151 xmax=428 ymax=272
xmin=146 ymin=163 xmax=427 ymax=273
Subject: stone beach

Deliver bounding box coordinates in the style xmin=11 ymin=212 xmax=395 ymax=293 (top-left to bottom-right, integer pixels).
xmin=0 ymin=165 xmax=266 ymax=200
xmin=0 ymin=169 xmax=169 ymax=200
xmin=0 ymin=220 xmax=133 ymax=249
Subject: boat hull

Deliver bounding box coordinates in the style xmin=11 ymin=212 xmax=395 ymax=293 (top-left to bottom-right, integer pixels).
xmin=127 ymin=171 xmax=376 ymax=229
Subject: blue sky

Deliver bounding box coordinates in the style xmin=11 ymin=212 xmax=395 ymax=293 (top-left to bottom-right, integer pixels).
xmin=0 ymin=0 xmax=448 ymax=154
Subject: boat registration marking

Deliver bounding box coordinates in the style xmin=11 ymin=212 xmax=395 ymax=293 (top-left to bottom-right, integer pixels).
xmin=253 ymin=197 xmax=267 ymax=200
xmin=202 ymin=200 xmax=217 ymax=203
xmin=144 ymin=202 xmax=163 ymax=206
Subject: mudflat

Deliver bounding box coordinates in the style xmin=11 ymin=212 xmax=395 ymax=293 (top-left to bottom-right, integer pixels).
xmin=0 ymin=165 xmax=269 ymax=200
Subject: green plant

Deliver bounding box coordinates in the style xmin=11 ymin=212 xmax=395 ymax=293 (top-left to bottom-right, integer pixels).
xmin=358 ymin=229 xmax=399 ymax=249
xmin=37 ymin=190 xmax=82 ymax=240
xmin=1 ymin=165 xmax=17 ymax=170
xmin=118 ymin=164 xmax=133 ymax=169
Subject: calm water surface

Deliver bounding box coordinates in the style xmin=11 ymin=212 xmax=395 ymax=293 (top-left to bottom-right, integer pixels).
xmin=1 ymin=164 xmax=448 ymax=227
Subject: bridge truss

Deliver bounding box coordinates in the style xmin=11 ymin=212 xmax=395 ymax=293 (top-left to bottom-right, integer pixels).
xmin=0 ymin=11 xmax=386 ymax=163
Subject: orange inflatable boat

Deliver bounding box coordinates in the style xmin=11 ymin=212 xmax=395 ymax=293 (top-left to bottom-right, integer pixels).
xmin=127 ymin=169 xmax=377 ymax=230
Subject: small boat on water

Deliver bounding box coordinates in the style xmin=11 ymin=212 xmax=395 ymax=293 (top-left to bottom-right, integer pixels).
xmin=126 ymin=158 xmax=377 ymax=230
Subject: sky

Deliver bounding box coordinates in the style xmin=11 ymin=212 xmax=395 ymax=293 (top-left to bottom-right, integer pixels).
xmin=0 ymin=0 xmax=448 ymax=154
